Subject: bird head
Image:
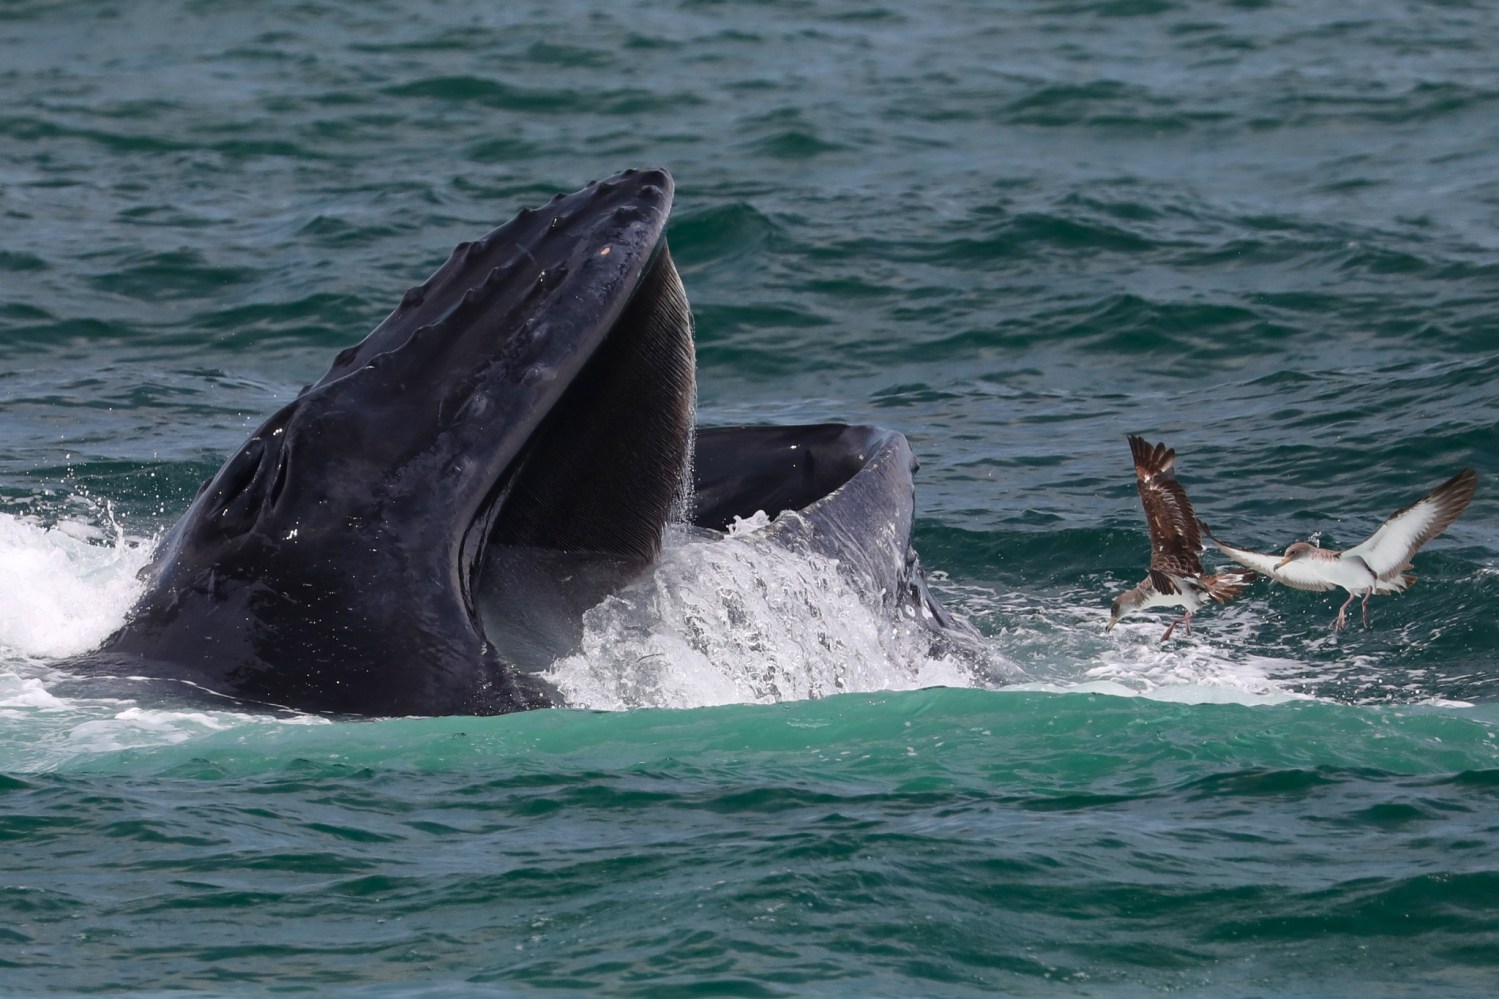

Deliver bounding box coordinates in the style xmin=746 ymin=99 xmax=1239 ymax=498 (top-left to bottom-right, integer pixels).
xmin=1274 ymin=541 xmax=1317 ymax=570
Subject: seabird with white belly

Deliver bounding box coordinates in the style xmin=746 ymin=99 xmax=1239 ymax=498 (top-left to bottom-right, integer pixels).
xmin=1108 ymin=436 xmax=1256 ymax=641
xmin=1201 ymin=467 xmax=1476 ymax=631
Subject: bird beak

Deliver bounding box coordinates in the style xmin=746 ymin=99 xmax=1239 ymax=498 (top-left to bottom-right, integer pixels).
xmin=1274 ymin=554 xmax=1292 ymax=569
xmin=1106 ymin=615 xmax=1118 ymax=632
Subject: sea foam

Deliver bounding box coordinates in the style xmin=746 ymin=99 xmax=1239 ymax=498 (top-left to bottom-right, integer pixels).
xmin=0 ymin=510 xmax=151 ymax=660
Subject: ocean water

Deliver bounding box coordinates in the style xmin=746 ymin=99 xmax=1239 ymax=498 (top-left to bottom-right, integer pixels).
xmin=3 ymin=0 xmax=1498 ymax=994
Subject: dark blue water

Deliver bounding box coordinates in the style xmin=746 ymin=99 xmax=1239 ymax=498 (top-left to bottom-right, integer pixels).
xmin=3 ymin=1 xmax=1498 ymax=994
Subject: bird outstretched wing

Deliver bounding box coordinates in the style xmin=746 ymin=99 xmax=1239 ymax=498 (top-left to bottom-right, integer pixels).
xmin=1128 ymin=435 xmax=1204 ymax=583
xmin=1344 ymin=468 xmax=1477 ymax=581
xmin=1197 ymin=521 xmax=1339 ymax=592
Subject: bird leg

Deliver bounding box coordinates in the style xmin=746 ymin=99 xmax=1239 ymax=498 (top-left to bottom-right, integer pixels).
xmin=1160 ymin=612 xmax=1192 ymax=643
xmin=1360 ymin=590 xmax=1372 ymax=628
xmin=1333 ymin=592 xmax=1357 ymax=632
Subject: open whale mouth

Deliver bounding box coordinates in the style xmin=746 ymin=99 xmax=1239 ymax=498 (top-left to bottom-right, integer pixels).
xmin=82 ymin=167 xmax=961 ymax=718
xmin=316 ymin=170 xmax=700 ymax=641
xmin=153 ymin=168 xmax=694 ymax=670
xmin=311 ymin=174 xmax=689 ymax=524
xmin=460 ymin=240 xmax=695 ymax=625
xmin=474 ymin=243 xmax=693 ymax=561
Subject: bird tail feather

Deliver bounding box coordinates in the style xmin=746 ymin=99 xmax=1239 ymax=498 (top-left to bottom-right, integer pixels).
xmin=1203 ymin=568 xmax=1257 ymax=603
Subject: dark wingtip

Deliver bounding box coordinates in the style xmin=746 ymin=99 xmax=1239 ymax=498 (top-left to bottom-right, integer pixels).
xmin=1426 ymin=467 xmax=1479 ymax=521
xmin=1452 ymin=467 xmax=1478 ymax=504
xmin=1128 ymin=434 xmax=1174 ymax=476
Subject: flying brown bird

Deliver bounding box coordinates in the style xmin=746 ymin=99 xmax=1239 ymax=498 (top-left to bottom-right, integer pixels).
xmin=1201 ymin=467 xmax=1477 ymax=631
xmin=1108 ymin=435 xmax=1256 ymax=641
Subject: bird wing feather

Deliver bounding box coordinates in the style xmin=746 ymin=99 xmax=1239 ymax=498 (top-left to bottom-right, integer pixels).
xmin=1128 ymin=435 xmax=1205 ymax=578
xmin=1202 ymin=532 xmax=1340 ymax=592
xmin=1343 ymin=468 xmax=1476 ymax=580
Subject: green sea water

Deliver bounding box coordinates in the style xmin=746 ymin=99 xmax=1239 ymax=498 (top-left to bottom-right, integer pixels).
xmin=3 ymin=0 xmax=1499 ymax=994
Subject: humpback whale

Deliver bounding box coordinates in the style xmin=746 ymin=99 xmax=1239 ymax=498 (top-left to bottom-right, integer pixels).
xmin=70 ymin=168 xmax=959 ymax=716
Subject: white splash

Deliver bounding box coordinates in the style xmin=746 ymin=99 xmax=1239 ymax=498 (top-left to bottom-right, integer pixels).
xmin=0 ymin=494 xmax=1330 ymax=772
xmin=948 ymin=582 xmax=1315 ymax=706
xmin=0 ymin=509 xmax=152 ymax=660
xmin=546 ymin=523 xmax=977 ymax=711
xmin=64 ymin=706 xmax=241 ymax=755
xmin=726 ymin=509 xmax=773 ymax=537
